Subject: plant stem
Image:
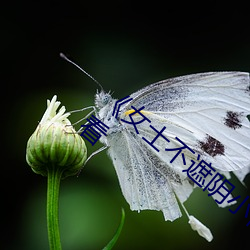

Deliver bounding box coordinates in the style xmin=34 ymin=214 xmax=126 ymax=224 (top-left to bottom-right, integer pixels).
xmin=47 ymin=165 xmax=63 ymax=250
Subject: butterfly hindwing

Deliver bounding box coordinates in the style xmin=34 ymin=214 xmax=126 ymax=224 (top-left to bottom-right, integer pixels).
xmin=106 ymin=126 xmax=190 ymax=221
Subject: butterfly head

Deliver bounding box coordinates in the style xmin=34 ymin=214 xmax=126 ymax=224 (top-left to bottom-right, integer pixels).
xmin=95 ymin=90 xmax=113 ymax=110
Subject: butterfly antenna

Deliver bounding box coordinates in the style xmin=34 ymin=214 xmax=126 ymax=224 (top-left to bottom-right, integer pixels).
xmin=60 ymin=53 xmax=104 ymax=91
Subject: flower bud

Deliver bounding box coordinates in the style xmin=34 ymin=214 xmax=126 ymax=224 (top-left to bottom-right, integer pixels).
xmin=26 ymin=95 xmax=87 ymax=178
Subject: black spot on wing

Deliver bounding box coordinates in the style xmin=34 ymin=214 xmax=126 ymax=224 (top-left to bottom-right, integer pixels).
xmin=199 ymin=135 xmax=225 ymax=157
xmin=224 ymin=111 xmax=243 ymax=130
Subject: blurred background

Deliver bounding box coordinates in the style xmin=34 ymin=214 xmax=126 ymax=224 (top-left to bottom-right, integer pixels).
xmin=2 ymin=1 xmax=250 ymax=249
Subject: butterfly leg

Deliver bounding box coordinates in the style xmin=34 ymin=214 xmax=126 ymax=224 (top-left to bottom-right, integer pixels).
xmin=63 ymin=106 xmax=96 ymax=134
xmin=70 ymin=106 xmax=96 ymax=128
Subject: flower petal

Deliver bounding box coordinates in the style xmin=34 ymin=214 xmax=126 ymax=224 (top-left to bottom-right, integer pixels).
xmin=40 ymin=95 xmax=70 ymax=124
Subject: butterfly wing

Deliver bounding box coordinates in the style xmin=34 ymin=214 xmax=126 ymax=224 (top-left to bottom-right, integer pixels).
xmin=121 ymin=72 xmax=250 ymax=174
xmin=106 ymin=123 xmax=194 ymax=221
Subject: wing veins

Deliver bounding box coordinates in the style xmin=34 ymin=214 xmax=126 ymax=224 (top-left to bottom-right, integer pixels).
xmin=172 ymin=112 xmax=250 ymax=160
xmin=124 ymin=130 xmax=152 ymax=208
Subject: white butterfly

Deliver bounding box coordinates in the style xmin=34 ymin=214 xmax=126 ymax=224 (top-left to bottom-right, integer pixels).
xmin=90 ymin=72 xmax=250 ymax=241
xmin=60 ymin=53 xmax=250 ymax=242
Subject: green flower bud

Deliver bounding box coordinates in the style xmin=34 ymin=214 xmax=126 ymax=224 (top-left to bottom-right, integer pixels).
xmin=26 ymin=95 xmax=87 ymax=178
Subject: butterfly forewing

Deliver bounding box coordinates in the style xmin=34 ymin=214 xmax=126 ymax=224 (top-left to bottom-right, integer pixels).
xmin=120 ymin=72 xmax=250 ymax=172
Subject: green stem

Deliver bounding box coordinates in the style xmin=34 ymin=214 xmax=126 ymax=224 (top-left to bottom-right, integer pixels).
xmin=47 ymin=165 xmax=63 ymax=250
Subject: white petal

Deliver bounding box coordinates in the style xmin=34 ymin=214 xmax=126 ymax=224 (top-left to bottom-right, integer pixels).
xmin=188 ymin=215 xmax=213 ymax=242
xmin=40 ymin=95 xmax=71 ymax=125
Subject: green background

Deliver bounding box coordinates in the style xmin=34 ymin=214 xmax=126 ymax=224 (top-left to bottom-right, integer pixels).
xmin=2 ymin=2 xmax=250 ymax=250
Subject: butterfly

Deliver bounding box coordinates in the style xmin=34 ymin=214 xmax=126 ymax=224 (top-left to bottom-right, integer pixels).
xmin=92 ymin=72 xmax=250 ymax=240
xmin=61 ymin=54 xmax=250 ymax=241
